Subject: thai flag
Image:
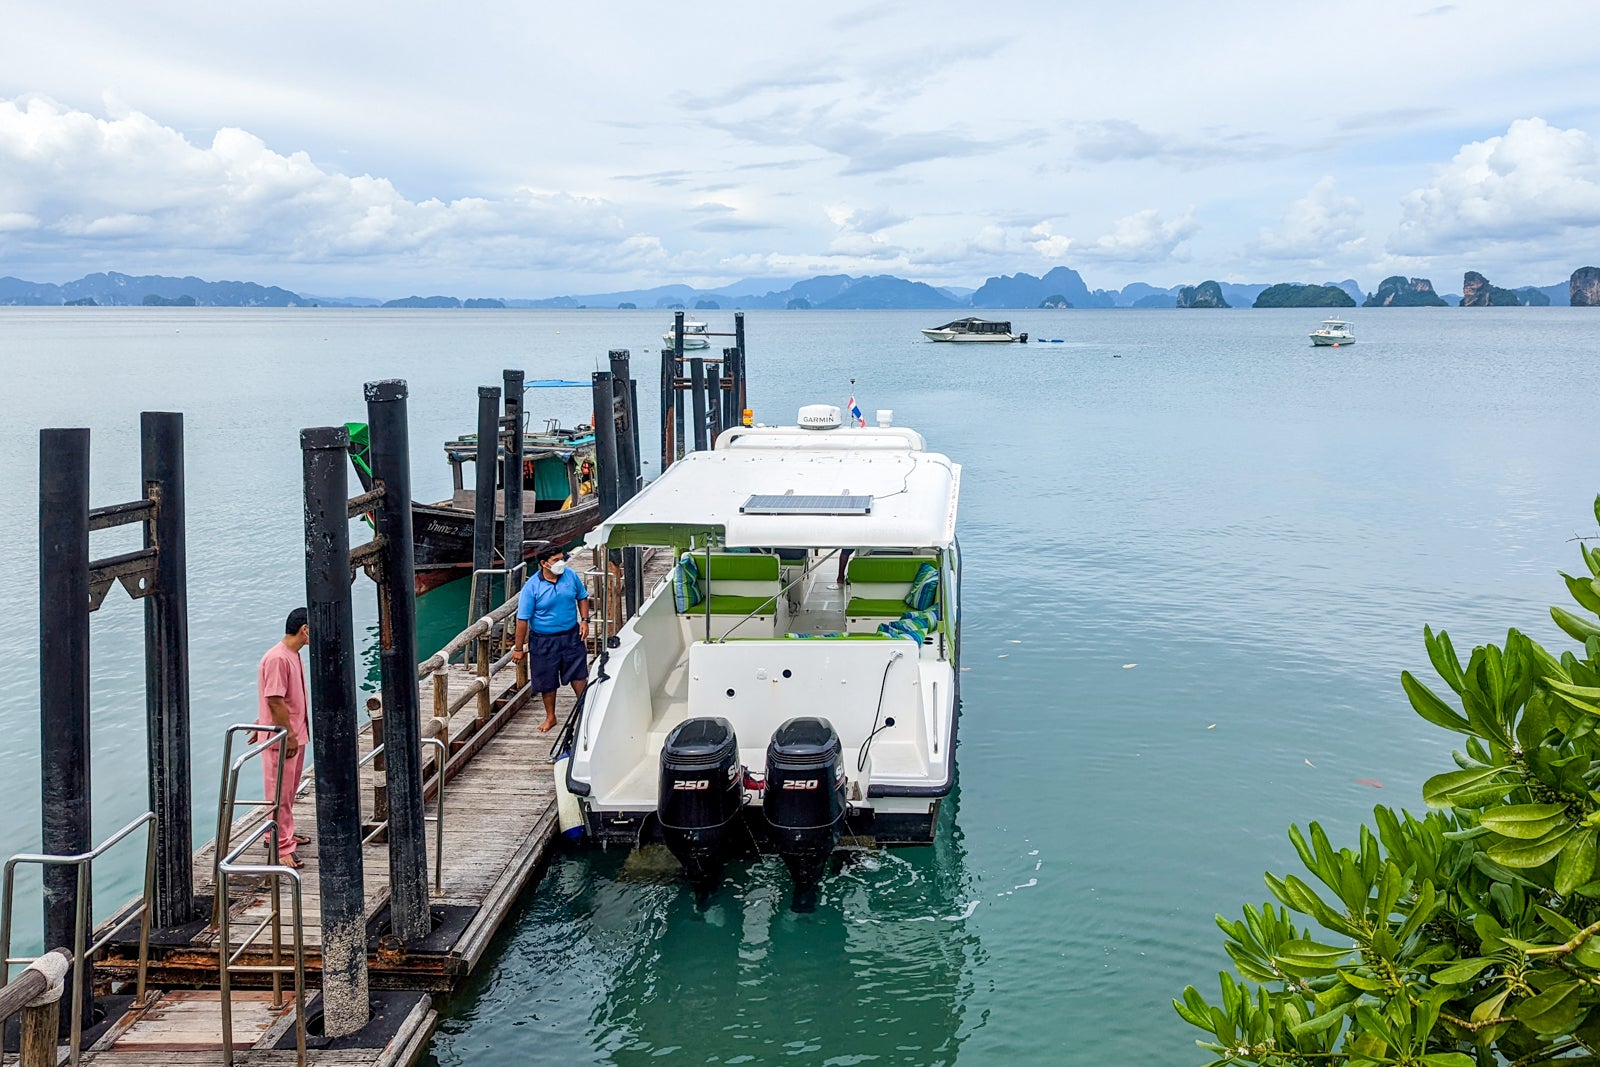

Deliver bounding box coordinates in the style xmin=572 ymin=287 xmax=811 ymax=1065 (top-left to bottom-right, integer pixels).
xmin=847 ymin=396 xmax=865 ymax=427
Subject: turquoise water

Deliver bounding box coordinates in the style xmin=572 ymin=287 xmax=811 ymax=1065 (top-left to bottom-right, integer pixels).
xmin=0 ymin=307 xmax=1595 ymax=1063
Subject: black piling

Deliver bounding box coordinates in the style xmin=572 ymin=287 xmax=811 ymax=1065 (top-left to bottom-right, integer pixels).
xmin=140 ymin=412 xmax=197 ymax=929
xmin=591 ymin=371 xmax=621 ymax=521
xmin=734 ymin=312 xmax=748 ymax=416
xmin=689 ymin=358 xmax=709 ymax=452
xmin=707 ymin=360 xmax=724 ymax=443
xmin=38 ymin=427 xmax=93 ymax=1032
xmin=607 ymin=351 xmax=644 ymax=618
xmin=472 ymin=385 xmax=500 ymax=621
xmin=673 ymin=311 xmax=686 ymax=460
xmin=501 ymin=370 xmax=525 ymax=582
xmin=719 ymin=348 xmax=737 ymax=432
xmin=364 ymin=381 xmax=431 ymax=944
xmin=299 ymin=426 xmax=371 ymax=1037
xmin=659 ymin=345 xmax=676 ymax=472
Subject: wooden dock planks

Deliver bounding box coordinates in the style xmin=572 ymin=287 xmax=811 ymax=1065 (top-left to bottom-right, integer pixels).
xmin=81 ymin=550 xmax=670 ymax=1066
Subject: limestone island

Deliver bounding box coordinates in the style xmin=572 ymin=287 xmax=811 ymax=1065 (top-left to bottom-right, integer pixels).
xmin=1252 ymin=283 xmax=1356 ymax=309
xmin=1176 ymin=281 xmax=1230 ymax=308
xmin=1363 ymin=277 xmax=1448 ymax=307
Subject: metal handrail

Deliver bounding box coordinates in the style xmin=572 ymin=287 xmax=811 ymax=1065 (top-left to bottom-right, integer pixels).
xmin=211 ymin=724 xmax=289 ymax=928
xmin=468 ymin=561 xmax=528 ymax=637
xmin=1 ymin=812 xmax=156 ymax=1067
xmin=216 ymin=822 xmax=304 ymax=1067
xmin=358 ymin=736 xmax=447 ymax=893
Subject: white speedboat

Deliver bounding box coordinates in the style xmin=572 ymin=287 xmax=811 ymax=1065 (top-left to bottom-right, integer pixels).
xmin=920 ymin=317 xmax=1027 ymax=343
xmin=561 ymin=404 xmax=962 ymax=907
xmin=1310 ymin=319 xmax=1355 ymax=346
xmin=662 ymin=320 xmax=713 ymax=349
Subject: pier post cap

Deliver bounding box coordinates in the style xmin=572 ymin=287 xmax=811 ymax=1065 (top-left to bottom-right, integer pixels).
xmin=503 ymin=368 xmax=525 ymax=383
xmin=39 ymin=426 xmax=90 ymax=442
xmin=301 ymin=425 xmax=351 ymax=450
xmin=478 ymin=385 xmax=502 ymax=399
xmin=592 ymin=370 xmax=613 ymax=383
xmin=364 ymin=379 xmax=409 ymax=403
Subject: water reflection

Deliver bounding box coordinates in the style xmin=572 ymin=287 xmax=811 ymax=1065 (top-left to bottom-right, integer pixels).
xmin=428 ymin=785 xmax=980 ymax=1066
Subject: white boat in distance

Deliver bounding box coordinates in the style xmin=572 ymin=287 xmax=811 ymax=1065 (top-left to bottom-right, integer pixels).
xmin=920 ymin=317 xmax=1028 ymax=343
xmin=662 ymin=320 xmax=712 ymax=349
xmin=561 ymin=404 xmax=962 ymax=908
xmin=1310 ymin=319 xmax=1355 ymax=346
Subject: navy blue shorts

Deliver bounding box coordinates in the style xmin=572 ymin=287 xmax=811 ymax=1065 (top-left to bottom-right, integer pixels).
xmin=528 ymin=626 xmax=588 ymax=693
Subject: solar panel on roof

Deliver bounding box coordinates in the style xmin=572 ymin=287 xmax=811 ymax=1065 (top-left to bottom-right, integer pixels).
xmin=740 ymin=494 xmax=873 ymax=515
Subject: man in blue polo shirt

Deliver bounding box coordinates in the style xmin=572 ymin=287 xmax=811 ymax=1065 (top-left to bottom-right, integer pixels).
xmin=511 ymin=545 xmax=591 ymax=732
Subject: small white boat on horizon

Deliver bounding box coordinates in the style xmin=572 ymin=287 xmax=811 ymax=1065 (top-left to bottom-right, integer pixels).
xmin=920 ymin=317 xmax=1028 ymax=343
xmin=1310 ymin=319 xmax=1355 ymax=346
xmin=663 ymin=320 xmax=713 ymax=349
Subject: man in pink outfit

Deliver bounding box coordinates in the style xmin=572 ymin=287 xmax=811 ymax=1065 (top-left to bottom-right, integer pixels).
xmin=257 ymin=607 xmax=311 ymax=868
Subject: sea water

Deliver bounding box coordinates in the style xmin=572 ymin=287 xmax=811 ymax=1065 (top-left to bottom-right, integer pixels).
xmin=0 ymin=306 xmax=1595 ymax=1064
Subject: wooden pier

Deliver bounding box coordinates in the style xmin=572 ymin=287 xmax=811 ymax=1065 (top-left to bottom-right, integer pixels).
xmin=64 ymin=548 xmax=670 ymax=1067
xmin=5 ymin=342 xmax=735 ymax=1067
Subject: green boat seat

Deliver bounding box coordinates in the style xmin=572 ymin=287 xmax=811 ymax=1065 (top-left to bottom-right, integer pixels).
xmin=844 ymin=597 xmax=913 ymax=617
xmin=703 ymin=594 xmax=781 ymax=616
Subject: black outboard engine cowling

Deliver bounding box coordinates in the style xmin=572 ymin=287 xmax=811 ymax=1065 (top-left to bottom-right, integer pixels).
xmin=659 ymin=717 xmax=743 ymax=898
xmin=763 ymin=717 xmax=847 ymax=911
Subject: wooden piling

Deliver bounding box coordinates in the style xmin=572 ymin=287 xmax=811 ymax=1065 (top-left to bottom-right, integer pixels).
xmin=471 ymin=386 xmax=499 ymax=622
xmin=38 ymin=427 xmax=93 ymax=1033
xmin=364 ymin=381 xmax=430 ymax=946
xmin=500 ymin=370 xmax=525 ymax=585
xmin=141 ymin=411 xmax=197 ymax=930
xmin=689 ymin=358 xmax=709 ymax=452
xmin=300 ymin=425 xmax=371 ymax=1037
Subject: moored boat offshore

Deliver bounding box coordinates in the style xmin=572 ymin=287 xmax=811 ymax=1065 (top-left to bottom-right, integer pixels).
xmin=559 ymin=403 xmax=961 ymax=908
xmin=920 ymin=316 xmax=1028 ymax=342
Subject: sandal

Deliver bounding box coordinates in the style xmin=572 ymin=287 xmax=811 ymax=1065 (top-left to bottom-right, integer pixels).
xmin=283 ymin=852 xmax=305 ymax=871
xmin=292 ymin=834 xmax=311 ymax=846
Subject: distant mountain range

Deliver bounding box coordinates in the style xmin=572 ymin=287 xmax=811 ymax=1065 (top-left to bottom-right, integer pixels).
xmin=0 ymin=267 xmax=1578 ymax=309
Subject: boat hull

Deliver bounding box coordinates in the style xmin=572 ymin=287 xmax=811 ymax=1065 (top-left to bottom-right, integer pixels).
xmin=920 ymin=330 xmax=1021 ymax=342
xmin=1310 ymin=334 xmax=1354 ymax=346
xmin=662 ymin=334 xmax=711 ymax=349
xmin=412 ymin=497 xmax=603 ymax=596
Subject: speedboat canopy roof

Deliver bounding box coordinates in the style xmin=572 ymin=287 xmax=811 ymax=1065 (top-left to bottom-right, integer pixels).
xmin=589 ymin=425 xmax=960 ymax=550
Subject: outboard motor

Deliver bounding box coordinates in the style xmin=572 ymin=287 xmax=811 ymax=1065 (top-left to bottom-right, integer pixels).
xmin=658 ymin=717 xmax=743 ymax=902
xmin=763 ymin=717 xmax=847 ymax=912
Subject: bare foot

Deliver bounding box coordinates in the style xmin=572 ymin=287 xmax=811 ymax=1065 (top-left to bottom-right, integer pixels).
xmin=538 ymin=718 xmax=558 ymax=733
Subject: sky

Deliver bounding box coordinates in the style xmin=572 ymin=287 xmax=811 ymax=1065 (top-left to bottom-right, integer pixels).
xmin=2 ymin=1 xmax=1599 ymax=299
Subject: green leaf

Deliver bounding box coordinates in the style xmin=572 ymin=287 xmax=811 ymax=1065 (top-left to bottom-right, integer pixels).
xmin=1564 ymin=572 xmax=1600 ymax=615
xmin=1419 ymin=1055 xmax=1476 ymax=1067
xmin=1275 ymin=938 xmax=1354 ymax=977
xmin=1488 ymin=825 xmax=1575 ymax=868
xmin=1425 ymin=625 xmax=1467 ymax=694
xmin=1287 ymin=1006 xmax=1349 ymax=1041
xmin=1403 ymin=671 xmax=1473 ymax=734
xmin=1422 ymin=765 xmax=1515 ymax=809
xmin=1340 ymin=970 xmax=1388 ymax=992
xmin=1431 ymin=957 xmax=1495 ymax=984
xmin=1553 ymin=606 xmax=1600 ymax=644
xmin=1557 ymin=828 xmax=1598 ymax=896
xmin=1514 ymin=980 xmax=1584 ymax=1035
xmin=1479 ymin=803 xmax=1570 ymax=840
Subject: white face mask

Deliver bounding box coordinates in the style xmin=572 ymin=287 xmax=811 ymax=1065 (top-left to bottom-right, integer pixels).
xmin=546 ymin=560 xmax=567 ymax=576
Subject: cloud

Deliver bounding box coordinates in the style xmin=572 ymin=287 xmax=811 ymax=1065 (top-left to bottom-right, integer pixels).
xmin=1073 ymin=209 xmax=1199 ymax=264
xmin=1389 ymin=117 xmax=1600 ymax=256
xmin=1255 ymin=178 xmax=1366 ymax=260
xmin=708 ymin=104 xmax=1018 ymax=175
xmin=1069 ymin=120 xmax=1288 ymax=169
xmin=0 ymin=96 xmax=655 ymax=275
xmin=827 ymin=205 xmax=908 ymax=234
